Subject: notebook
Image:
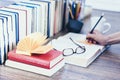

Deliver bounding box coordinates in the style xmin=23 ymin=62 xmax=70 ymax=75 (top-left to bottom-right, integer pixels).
xmin=49 ymin=32 xmax=110 ymax=67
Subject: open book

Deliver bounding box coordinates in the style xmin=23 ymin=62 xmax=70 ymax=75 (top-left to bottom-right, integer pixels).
xmin=16 ymin=32 xmax=53 ymax=56
xmin=49 ymin=32 xmax=110 ymax=67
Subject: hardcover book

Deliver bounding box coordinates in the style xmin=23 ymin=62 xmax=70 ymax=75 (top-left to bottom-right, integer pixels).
xmin=5 ymin=59 xmax=64 ymax=77
xmin=0 ymin=18 xmax=5 ymax=64
xmin=8 ymin=4 xmax=33 ymax=35
xmin=7 ymin=49 xmax=63 ymax=69
xmin=5 ymin=48 xmax=64 ymax=76
xmin=5 ymin=32 xmax=64 ymax=76
xmin=1 ymin=7 xmax=27 ymax=41
xmin=0 ymin=14 xmax=13 ymax=51
xmin=0 ymin=9 xmax=19 ymax=45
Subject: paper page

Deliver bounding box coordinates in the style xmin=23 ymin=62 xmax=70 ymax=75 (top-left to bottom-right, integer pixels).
xmin=16 ymin=32 xmax=53 ymax=56
xmin=50 ymin=36 xmax=102 ymax=58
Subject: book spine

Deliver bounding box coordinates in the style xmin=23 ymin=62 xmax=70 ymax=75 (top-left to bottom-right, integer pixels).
xmin=8 ymin=51 xmax=51 ymax=69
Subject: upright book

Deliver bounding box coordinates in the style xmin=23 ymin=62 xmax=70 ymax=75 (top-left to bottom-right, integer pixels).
xmin=9 ymin=3 xmax=33 ymax=35
xmin=0 ymin=16 xmax=9 ymax=57
xmin=20 ymin=0 xmax=48 ymax=35
xmin=0 ymin=13 xmax=13 ymax=51
xmin=13 ymin=2 xmax=38 ymax=33
xmin=0 ymin=18 xmax=5 ymax=64
xmin=49 ymin=32 xmax=110 ymax=67
xmin=1 ymin=7 xmax=27 ymax=40
xmin=0 ymin=9 xmax=19 ymax=45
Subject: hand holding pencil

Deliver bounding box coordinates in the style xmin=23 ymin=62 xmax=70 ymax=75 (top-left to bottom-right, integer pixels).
xmin=86 ymin=13 xmax=104 ymax=44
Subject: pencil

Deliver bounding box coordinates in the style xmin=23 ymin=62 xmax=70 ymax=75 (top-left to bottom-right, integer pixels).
xmin=68 ymin=3 xmax=74 ymax=19
xmin=90 ymin=13 xmax=104 ymax=33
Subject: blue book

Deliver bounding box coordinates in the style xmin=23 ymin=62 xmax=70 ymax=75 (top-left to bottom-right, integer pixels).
xmin=0 ymin=10 xmax=19 ymax=45
xmin=2 ymin=7 xmax=27 ymax=41
xmin=32 ymin=0 xmax=52 ymax=37
xmin=0 ymin=16 xmax=9 ymax=62
xmin=0 ymin=13 xmax=13 ymax=51
xmin=0 ymin=18 xmax=5 ymax=64
xmin=8 ymin=4 xmax=33 ymax=36
xmin=20 ymin=1 xmax=47 ymax=35
xmin=13 ymin=2 xmax=38 ymax=33
xmin=20 ymin=1 xmax=42 ymax=33
xmin=36 ymin=0 xmax=56 ymax=37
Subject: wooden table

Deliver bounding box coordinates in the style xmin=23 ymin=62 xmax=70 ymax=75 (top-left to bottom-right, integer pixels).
xmin=0 ymin=9 xmax=120 ymax=80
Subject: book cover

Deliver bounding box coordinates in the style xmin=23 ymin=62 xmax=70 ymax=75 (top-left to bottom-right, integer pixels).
xmin=28 ymin=0 xmax=48 ymax=36
xmin=14 ymin=2 xmax=38 ymax=33
xmin=20 ymin=1 xmax=41 ymax=33
xmin=36 ymin=0 xmax=50 ymax=37
xmin=0 ymin=9 xmax=19 ymax=45
xmin=0 ymin=18 xmax=5 ymax=64
xmin=20 ymin=0 xmax=43 ymax=33
xmin=34 ymin=0 xmax=56 ymax=37
xmin=10 ymin=4 xmax=33 ymax=35
xmin=0 ymin=16 xmax=9 ymax=58
xmin=46 ymin=0 xmax=55 ymax=37
xmin=5 ymin=59 xmax=64 ymax=76
xmin=1 ymin=7 xmax=27 ymax=40
xmin=21 ymin=1 xmax=48 ymax=35
xmin=53 ymin=0 xmax=64 ymax=35
xmin=49 ymin=32 xmax=110 ymax=67
xmin=7 ymin=49 xmax=63 ymax=69
xmin=0 ymin=13 xmax=13 ymax=51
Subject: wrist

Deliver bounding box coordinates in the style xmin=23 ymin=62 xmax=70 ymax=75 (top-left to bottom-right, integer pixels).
xmin=104 ymin=35 xmax=111 ymax=45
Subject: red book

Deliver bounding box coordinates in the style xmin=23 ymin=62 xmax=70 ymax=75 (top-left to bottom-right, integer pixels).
xmin=7 ymin=49 xmax=63 ymax=69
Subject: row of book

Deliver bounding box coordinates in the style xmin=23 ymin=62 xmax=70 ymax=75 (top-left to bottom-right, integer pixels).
xmin=0 ymin=0 xmax=66 ymax=77
xmin=0 ymin=0 xmax=64 ymax=64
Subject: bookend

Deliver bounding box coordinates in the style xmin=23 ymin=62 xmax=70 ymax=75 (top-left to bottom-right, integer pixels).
xmin=66 ymin=19 xmax=84 ymax=33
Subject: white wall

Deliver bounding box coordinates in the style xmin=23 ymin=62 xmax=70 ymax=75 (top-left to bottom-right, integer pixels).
xmin=85 ymin=0 xmax=120 ymax=12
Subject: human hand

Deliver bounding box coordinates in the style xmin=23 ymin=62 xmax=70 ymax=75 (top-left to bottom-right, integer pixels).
xmin=86 ymin=30 xmax=108 ymax=45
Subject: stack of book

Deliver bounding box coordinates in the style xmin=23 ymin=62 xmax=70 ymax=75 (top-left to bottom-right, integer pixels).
xmin=5 ymin=32 xmax=64 ymax=76
xmin=5 ymin=49 xmax=64 ymax=76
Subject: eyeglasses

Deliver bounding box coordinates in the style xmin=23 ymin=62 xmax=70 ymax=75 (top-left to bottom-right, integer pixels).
xmin=63 ymin=37 xmax=86 ymax=56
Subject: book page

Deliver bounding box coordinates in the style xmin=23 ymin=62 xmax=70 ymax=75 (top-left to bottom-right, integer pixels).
xmin=16 ymin=32 xmax=53 ymax=56
xmin=62 ymin=32 xmax=104 ymax=49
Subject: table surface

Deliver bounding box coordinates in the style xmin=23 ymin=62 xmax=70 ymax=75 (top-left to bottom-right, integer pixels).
xmin=0 ymin=9 xmax=120 ymax=80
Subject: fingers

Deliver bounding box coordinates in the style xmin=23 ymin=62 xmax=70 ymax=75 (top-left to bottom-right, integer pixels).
xmin=87 ymin=30 xmax=101 ymax=38
xmin=86 ymin=33 xmax=96 ymax=39
xmin=86 ymin=30 xmax=100 ymax=44
xmin=87 ymin=38 xmax=99 ymax=44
